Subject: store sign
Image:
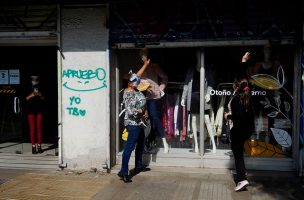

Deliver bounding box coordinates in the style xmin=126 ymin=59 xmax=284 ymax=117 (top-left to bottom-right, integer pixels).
xmin=0 ymin=69 xmax=20 ymax=85
xmin=0 ymin=70 xmax=8 ymax=84
xmin=9 ymin=69 xmax=20 ymax=84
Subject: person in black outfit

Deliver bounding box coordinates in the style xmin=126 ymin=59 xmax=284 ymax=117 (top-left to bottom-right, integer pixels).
xmin=25 ymin=75 xmax=45 ymax=154
xmin=224 ymin=52 xmax=255 ymax=192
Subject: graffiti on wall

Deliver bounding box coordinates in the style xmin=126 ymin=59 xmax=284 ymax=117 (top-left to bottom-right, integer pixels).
xmin=62 ymin=67 xmax=107 ymax=92
xmin=63 ymin=67 xmax=107 ymax=117
xmin=110 ymin=0 xmax=298 ymax=44
xmin=66 ymin=96 xmax=86 ymax=117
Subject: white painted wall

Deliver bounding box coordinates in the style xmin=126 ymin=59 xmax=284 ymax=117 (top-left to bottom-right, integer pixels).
xmin=60 ymin=6 xmax=110 ymax=170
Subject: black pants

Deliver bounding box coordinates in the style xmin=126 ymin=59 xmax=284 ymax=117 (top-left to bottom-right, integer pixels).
xmin=230 ymin=127 xmax=252 ymax=182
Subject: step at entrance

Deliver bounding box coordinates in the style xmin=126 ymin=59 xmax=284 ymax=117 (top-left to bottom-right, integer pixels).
xmin=0 ymin=153 xmax=58 ymax=169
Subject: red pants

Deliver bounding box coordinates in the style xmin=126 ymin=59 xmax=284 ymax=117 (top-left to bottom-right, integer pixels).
xmin=28 ymin=113 xmax=43 ymax=145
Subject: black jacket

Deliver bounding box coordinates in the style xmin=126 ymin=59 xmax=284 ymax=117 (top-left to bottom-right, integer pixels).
xmin=227 ymin=94 xmax=255 ymax=133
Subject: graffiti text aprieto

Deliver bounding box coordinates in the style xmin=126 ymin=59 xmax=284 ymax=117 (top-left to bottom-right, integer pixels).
xmin=62 ymin=67 xmax=107 ymax=92
xmin=63 ymin=68 xmax=105 ymax=80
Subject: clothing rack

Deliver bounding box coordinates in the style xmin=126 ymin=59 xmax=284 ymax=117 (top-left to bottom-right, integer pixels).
xmin=166 ymin=82 xmax=184 ymax=91
xmin=217 ymin=82 xmax=233 ymax=92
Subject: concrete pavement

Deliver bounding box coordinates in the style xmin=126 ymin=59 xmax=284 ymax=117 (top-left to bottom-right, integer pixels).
xmin=0 ymin=167 xmax=303 ymax=200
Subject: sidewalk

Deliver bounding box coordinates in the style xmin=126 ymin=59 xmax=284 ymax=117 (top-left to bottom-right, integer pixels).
xmin=0 ymin=167 xmax=303 ymax=200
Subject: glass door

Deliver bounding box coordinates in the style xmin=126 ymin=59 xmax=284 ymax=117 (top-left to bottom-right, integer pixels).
xmin=0 ymin=70 xmax=23 ymax=154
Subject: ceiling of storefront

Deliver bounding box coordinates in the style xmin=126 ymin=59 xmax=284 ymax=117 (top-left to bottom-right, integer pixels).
xmin=109 ymin=0 xmax=301 ymax=44
xmin=0 ymin=0 xmax=109 ymax=5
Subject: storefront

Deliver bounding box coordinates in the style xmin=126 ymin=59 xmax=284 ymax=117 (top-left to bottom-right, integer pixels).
xmin=109 ymin=0 xmax=303 ymax=171
xmin=0 ymin=5 xmax=59 ymax=168
xmin=0 ymin=2 xmax=112 ymax=171
xmin=1 ymin=0 xmax=303 ymax=173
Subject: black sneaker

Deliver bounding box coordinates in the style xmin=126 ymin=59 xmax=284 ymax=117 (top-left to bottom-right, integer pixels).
xmin=37 ymin=145 xmax=43 ymax=154
xmin=135 ymin=166 xmax=151 ymax=173
xmin=117 ymin=172 xmax=132 ymax=183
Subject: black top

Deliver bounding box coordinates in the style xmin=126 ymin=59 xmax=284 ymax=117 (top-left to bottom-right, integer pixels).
xmin=192 ymin=70 xmax=200 ymax=93
xmin=25 ymin=85 xmax=45 ymax=114
xmin=227 ymin=94 xmax=255 ymax=133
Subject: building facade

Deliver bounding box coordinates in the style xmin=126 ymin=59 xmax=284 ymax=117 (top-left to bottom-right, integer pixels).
xmin=0 ymin=0 xmax=303 ymax=173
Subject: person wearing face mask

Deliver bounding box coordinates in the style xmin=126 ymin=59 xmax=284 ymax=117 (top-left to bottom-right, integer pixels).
xmin=25 ymin=75 xmax=45 ymax=154
xmin=118 ymin=59 xmax=151 ymax=183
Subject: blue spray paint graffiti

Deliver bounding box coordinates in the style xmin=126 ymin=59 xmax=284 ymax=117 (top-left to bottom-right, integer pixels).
xmin=62 ymin=67 xmax=107 ymax=92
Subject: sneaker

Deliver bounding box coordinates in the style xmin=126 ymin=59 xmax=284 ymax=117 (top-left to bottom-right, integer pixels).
xmin=134 ymin=166 xmax=151 ymax=173
xmin=117 ymin=172 xmax=132 ymax=183
xmin=234 ymin=180 xmax=249 ymax=192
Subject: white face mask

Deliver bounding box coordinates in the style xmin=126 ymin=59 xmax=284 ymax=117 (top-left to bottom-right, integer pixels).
xmin=31 ymin=81 xmax=39 ymax=86
xmin=129 ymin=73 xmax=140 ymax=88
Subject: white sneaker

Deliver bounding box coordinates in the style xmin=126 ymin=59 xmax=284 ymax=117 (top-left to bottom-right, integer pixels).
xmin=234 ymin=180 xmax=249 ymax=192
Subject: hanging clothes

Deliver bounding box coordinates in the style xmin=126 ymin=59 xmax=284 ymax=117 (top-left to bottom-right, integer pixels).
xmin=180 ymin=105 xmax=187 ymax=141
xmin=214 ymin=95 xmax=226 ymax=136
xmin=174 ymin=93 xmax=181 ymax=136
xmin=167 ymin=94 xmax=175 ymax=136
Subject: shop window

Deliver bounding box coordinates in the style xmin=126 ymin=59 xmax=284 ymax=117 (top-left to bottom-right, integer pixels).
xmin=117 ymin=45 xmax=294 ymax=158
xmin=205 ymin=45 xmax=294 ymax=158
xmin=118 ymin=48 xmax=201 ymax=154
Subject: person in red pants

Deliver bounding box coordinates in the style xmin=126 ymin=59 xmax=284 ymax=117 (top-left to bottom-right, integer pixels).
xmin=25 ymin=75 xmax=45 ymax=154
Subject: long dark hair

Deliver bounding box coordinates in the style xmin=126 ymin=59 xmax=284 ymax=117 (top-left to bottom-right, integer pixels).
xmin=122 ymin=72 xmax=132 ymax=89
xmin=235 ymin=79 xmax=251 ymax=111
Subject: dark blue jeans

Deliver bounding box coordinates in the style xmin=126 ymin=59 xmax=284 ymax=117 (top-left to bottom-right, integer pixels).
xmin=147 ymin=99 xmax=165 ymax=138
xmin=120 ymin=125 xmax=145 ymax=175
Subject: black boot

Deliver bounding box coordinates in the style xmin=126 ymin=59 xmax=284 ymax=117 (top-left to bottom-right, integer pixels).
xmin=37 ymin=145 xmax=43 ymax=154
xmin=32 ymin=146 xmax=37 ymax=154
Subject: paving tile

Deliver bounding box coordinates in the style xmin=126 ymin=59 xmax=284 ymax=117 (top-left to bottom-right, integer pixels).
xmin=0 ymin=174 xmax=109 ymax=200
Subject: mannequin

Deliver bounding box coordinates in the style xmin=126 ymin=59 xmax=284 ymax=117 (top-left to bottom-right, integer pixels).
xmin=181 ymin=51 xmax=216 ymax=153
xmin=251 ymin=44 xmax=279 ymax=76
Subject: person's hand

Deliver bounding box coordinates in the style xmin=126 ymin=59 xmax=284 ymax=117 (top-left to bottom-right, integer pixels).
xmin=143 ymin=110 xmax=148 ymax=120
xmin=181 ymin=99 xmax=185 ymax=107
xmin=242 ymin=52 xmax=251 ymax=63
xmin=143 ymin=58 xmax=150 ymax=67
xmin=31 ymin=92 xmax=38 ymax=97
xmin=224 ymin=112 xmax=231 ymax=120
xmin=142 ymin=55 xmax=148 ymax=62
xmin=137 ymin=109 xmax=143 ymax=114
